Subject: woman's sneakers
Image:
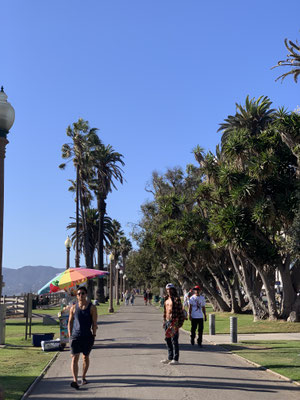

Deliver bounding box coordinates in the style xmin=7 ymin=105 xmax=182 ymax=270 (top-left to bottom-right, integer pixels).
xmin=160 ymin=359 xmax=171 ymax=364
xmin=160 ymin=359 xmax=179 ymax=365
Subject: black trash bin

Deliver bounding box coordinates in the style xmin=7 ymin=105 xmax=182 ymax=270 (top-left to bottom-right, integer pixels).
xmin=32 ymin=333 xmax=54 ymax=347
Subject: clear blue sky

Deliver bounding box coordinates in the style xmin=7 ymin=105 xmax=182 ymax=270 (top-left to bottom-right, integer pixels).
xmin=2 ymin=0 xmax=300 ymax=269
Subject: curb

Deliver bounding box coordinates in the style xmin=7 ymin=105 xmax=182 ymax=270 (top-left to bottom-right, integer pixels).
xmin=202 ymin=336 xmax=300 ymax=388
xmin=231 ymin=351 xmax=300 ymax=387
xmin=21 ymin=351 xmax=60 ymax=400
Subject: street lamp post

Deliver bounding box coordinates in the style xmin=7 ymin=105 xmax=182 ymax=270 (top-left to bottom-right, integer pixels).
xmin=0 ymin=87 xmax=15 ymax=345
xmin=64 ymin=236 xmax=72 ymax=269
xmin=123 ymin=274 xmax=127 ymax=293
xmin=119 ymin=269 xmax=123 ymax=301
xmin=115 ymin=263 xmax=120 ymax=305
xmin=108 ymin=253 xmax=114 ymax=313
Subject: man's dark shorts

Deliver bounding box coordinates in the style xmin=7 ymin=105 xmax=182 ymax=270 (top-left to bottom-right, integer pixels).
xmin=70 ymin=335 xmax=94 ymax=356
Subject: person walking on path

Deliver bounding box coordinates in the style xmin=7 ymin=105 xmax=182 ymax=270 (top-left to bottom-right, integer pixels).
xmin=130 ymin=290 xmax=135 ymax=306
xmin=183 ymin=289 xmax=193 ymax=310
xmin=189 ymin=285 xmax=207 ymax=347
xmin=124 ymin=290 xmax=130 ymax=306
xmin=143 ymin=289 xmax=148 ymax=305
xmin=68 ymin=286 xmax=98 ymax=389
xmin=161 ymin=283 xmax=185 ymax=365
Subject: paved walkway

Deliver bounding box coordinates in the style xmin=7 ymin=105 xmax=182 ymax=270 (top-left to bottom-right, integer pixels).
xmin=26 ymin=297 xmax=299 ymax=400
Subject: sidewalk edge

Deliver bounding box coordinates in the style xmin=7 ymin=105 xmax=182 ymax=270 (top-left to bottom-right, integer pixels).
xmin=21 ymin=351 xmax=60 ymax=400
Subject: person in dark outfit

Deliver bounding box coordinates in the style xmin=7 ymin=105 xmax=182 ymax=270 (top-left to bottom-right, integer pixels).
xmin=68 ymin=286 xmax=98 ymax=389
xmin=161 ymin=283 xmax=185 ymax=365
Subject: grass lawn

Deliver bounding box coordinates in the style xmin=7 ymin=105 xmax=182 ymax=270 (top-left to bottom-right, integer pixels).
xmin=0 ymin=301 xmax=120 ymax=400
xmin=223 ymin=341 xmax=300 ymax=383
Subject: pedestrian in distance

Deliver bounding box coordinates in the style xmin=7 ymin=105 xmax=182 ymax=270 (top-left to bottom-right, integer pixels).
xmin=161 ymin=283 xmax=185 ymax=365
xmin=189 ymin=285 xmax=207 ymax=347
xmin=124 ymin=290 xmax=130 ymax=306
xmin=143 ymin=289 xmax=148 ymax=305
xmin=130 ymin=291 xmax=135 ymax=306
xmin=68 ymin=286 xmax=98 ymax=389
xmin=183 ymin=289 xmax=193 ymax=310
xmin=148 ymin=290 xmax=153 ymax=305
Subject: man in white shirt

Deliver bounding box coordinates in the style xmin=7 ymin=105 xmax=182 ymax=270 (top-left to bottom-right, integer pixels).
xmin=188 ymin=285 xmax=207 ymax=347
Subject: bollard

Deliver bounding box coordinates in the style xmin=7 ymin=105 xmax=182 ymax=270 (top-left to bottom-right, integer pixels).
xmin=230 ymin=316 xmax=237 ymax=343
xmin=209 ymin=314 xmax=215 ymax=335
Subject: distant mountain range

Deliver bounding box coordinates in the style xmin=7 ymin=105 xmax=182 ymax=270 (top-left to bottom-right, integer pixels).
xmin=3 ymin=266 xmax=64 ymax=296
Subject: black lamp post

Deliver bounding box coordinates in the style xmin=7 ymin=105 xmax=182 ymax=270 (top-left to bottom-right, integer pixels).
xmin=64 ymin=236 xmax=72 ymax=269
xmin=108 ymin=253 xmax=114 ymax=313
xmin=115 ymin=263 xmax=120 ymax=305
xmin=0 ymin=86 xmax=15 ymax=345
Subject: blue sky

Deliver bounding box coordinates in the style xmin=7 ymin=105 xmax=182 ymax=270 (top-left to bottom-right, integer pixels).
xmin=2 ymin=0 xmax=300 ymax=269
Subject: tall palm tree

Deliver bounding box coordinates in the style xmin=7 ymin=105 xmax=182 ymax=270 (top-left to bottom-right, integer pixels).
xmin=59 ymin=119 xmax=100 ymax=267
xmin=120 ymin=236 xmax=132 ymax=274
xmin=273 ymin=38 xmax=300 ymax=83
xmin=89 ymin=144 xmax=125 ymax=301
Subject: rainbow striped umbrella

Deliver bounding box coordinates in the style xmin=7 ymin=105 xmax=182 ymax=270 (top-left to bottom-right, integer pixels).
xmin=37 ymin=268 xmax=108 ymax=295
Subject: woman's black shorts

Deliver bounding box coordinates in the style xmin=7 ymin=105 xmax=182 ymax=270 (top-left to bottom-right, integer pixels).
xmin=70 ymin=335 xmax=94 ymax=356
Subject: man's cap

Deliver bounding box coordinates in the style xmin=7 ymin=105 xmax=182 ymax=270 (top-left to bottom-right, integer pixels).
xmin=193 ymin=285 xmax=201 ymax=290
xmin=166 ymin=283 xmax=175 ymax=289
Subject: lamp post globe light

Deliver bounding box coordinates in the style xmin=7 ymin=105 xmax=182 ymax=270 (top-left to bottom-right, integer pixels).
xmin=115 ymin=263 xmax=120 ymax=305
xmin=108 ymin=253 xmax=114 ymax=313
xmin=64 ymin=236 xmax=72 ymax=269
xmin=0 ymin=86 xmax=15 ymax=345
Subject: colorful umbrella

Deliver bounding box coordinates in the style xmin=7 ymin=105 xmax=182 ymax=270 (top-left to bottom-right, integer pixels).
xmin=37 ymin=268 xmax=108 ymax=295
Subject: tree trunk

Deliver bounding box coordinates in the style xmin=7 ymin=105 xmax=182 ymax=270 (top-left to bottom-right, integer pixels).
xmin=96 ymin=196 xmax=106 ymax=302
xmin=75 ymin=165 xmax=80 ymax=268
xmin=207 ymin=266 xmax=231 ymax=308
xmin=255 ymin=264 xmax=278 ymax=320
xmin=278 ymin=259 xmax=297 ymax=319
xmin=229 ymin=249 xmax=268 ymax=320
xmin=234 ymin=276 xmax=246 ymax=309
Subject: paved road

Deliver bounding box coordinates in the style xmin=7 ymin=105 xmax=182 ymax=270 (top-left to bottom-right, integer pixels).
xmin=26 ymin=297 xmax=299 ymax=400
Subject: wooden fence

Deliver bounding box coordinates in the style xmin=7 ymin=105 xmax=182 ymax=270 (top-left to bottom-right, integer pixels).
xmin=0 ymin=293 xmax=61 ymax=317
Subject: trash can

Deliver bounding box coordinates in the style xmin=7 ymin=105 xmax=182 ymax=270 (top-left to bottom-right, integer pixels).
xmin=32 ymin=333 xmax=54 ymax=347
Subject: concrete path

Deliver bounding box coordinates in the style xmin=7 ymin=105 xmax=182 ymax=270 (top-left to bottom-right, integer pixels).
xmin=26 ymin=297 xmax=300 ymax=400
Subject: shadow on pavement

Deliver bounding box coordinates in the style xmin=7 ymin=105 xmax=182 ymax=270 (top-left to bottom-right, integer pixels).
xmin=23 ymin=373 xmax=300 ymax=399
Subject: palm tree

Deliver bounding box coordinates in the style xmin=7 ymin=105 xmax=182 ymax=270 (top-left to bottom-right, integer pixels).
xmin=67 ymin=208 xmax=114 ymax=267
xmin=89 ymin=144 xmax=125 ymax=301
xmin=218 ymin=96 xmax=276 ymax=147
xmin=59 ymin=119 xmax=100 ymax=267
xmin=120 ymin=236 xmax=132 ymax=275
xmin=273 ymin=38 xmax=300 ymax=83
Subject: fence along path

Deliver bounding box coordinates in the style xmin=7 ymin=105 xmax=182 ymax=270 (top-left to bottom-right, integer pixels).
xmin=0 ymin=293 xmax=61 ymax=317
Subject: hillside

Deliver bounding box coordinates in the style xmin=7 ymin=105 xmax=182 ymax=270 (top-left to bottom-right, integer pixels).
xmin=2 ymin=266 xmax=64 ymax=296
